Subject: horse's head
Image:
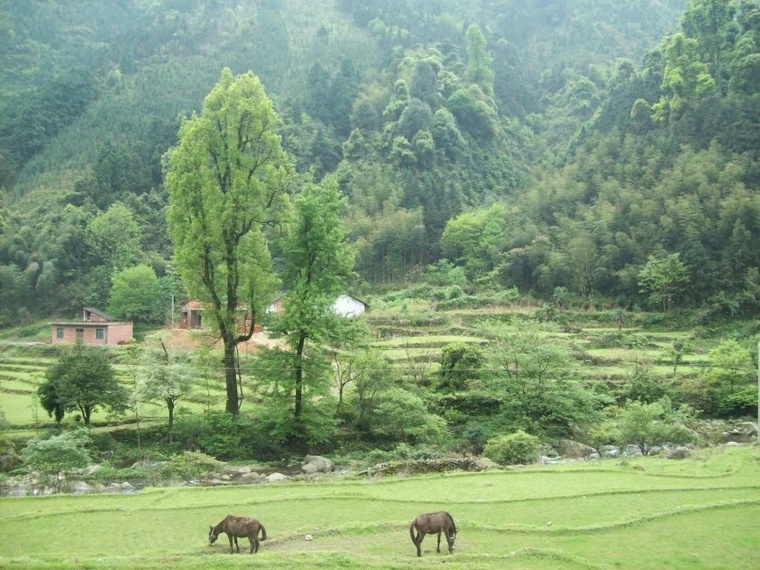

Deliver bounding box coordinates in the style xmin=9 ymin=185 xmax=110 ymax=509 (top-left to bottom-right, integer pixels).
xmin=446 ymin=529 xmax=457 ymax=553
xmin=208 ymin=525 xmax=219 ymax=545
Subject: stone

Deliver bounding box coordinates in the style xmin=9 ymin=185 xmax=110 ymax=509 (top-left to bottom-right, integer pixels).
xmin=667 ymin=447 xmax=691 ymax=459
xmin=302 ymin=455 xmax=334 ymax=473
xmin=239 ymin=472 xmax=262 ymax=482
xmin=266 ymin=472 xmax=288 ymax=482
xmin=558 ymin=439 xmax=595 ymax=459
xmin=73 ymin=481 xmax=91 ymax=494
xmin=737 ymin=422 xmax=758 ymax=437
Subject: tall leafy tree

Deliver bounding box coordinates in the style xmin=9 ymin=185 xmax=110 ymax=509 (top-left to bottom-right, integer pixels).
xmin=464 ymin=23 xmax=494 ymax=98
xmin=39 ymin=345 xmax=127 ymax=425
xmin=108 ymin=264 xmax=164 ymax=323
xmin=681 ymin=0 xmax=735 ymax=93
xmin=638 ymin=253 xmax=690 ymax=312
xmin=276 ymin=176 xmax=355 ymax=430
xmin=165 ymin=68 xmax=290 ymax=415
xmin=136 ymin=335 xmax=195 ymax=436
xmin=652 ymin=32 xmax=716 ymax=120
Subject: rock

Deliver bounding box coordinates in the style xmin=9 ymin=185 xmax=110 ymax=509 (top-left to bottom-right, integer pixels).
xmin=737 ymin=422 xmax=758 ymax=437
xmin=302 ymin=455 xmax=334 ymax=473
xmin=224 ymin=465 xmax=252 ymax=476
xmin=667 ymin=447 xmax=691 ymax=459
xmin=239 ymin=472 xmax=262 ymax=482
xmin=558 ymin=439 xmax=595 ymax=459
xmin=601 ymin=445 xmax=619 ymax=458
xmin=266 ymin=472 xmax=288 ymax=482
xmin=73 ymin=481 xmax=91 ymax=494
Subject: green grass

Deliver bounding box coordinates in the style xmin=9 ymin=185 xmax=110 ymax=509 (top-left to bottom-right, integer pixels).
xmin=372 ymin=335 xmax=487 ymax=348
xmin=1 ymin=446 xmax=759 ymax=569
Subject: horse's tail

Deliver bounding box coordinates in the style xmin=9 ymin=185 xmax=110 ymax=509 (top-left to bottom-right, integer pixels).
xmin=409 ymin=518 xmax=417 ymax=542
xmin=259 ymin=523 xmax=267 ymax=541
xmin=445 ymin=512 xmax=457 ymax=534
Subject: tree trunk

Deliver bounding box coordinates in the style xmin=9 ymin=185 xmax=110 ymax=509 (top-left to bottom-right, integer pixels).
xmin=294 ymin=332 xmax=306 ymax=420
xmin=166 ymin=397 xmax=175 ymax=443
xmin=224 ymin=340 xmax=239 ymax=414
xmin=167 ymin=398 xmax=175 ymax=430
xmin=81 ymin=405 xmax=92 ymax=425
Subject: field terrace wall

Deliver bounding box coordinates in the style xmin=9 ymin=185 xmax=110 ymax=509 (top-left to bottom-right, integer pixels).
xmin=50 ymin=307 xmax=133 ymax=347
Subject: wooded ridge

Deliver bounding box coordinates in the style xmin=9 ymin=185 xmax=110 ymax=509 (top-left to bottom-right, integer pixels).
xmin=1 ymin=0 xmax=759 ymax=323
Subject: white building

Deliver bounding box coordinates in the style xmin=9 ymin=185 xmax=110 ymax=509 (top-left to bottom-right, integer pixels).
xmin=267 ymin=294 xmax=369 ymax=317
xmin=331 ymin=295 xmax=369 ymax=317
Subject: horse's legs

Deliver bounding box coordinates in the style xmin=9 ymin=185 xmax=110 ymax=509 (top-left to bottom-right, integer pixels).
xmin=226 ymin=533 xmax=235 ymax=554
xmin=436 ymin=530 xmax=442 ymax=553
xmin=415 ymin=530 xmax=426 ymax=557
xmin=249 ymin=535 xmax=259 ymax=554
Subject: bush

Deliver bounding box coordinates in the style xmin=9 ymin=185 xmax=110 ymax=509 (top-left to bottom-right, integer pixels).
xmin=159 ymin=451 xmax=224 ymax=481
xmin=483 ymin=430 xmax=540 ymax=465
xmin=171 ymin=413 xmax=242 ymax=460
xmin=717 ymin=387 xmax=758 ymax=418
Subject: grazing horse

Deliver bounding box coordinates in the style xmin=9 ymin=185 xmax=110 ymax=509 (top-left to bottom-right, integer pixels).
xmin=209 ymin=514 xmax=267 ymax=554
xmin=409 ymin=511 xmax=457 ymax=557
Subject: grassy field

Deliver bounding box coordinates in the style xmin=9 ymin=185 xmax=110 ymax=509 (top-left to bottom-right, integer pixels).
xmin=1 ymin=445 xmax=759 ymax=569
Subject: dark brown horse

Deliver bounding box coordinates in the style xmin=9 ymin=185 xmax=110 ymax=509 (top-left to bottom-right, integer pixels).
xmin=409 ymin=511 xmax=457 ymax=557
xmin=209 ymin=514 xmax=267 ymax=554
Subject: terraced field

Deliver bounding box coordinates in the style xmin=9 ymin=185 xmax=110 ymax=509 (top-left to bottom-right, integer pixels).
xmin=1 ymin=445 xmax=759 ymax=569
xmin=0 ymin=308 xmax=721 ymax=434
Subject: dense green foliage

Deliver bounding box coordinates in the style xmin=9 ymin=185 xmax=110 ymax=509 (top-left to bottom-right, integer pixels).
xmin=21 ymin=427 xmax=92 ymax=492
xmin=483 ymin=429 xmax=541 ymax=465
xmin=165 ymin=67 xmax=290 ymax=414
xmin=0 ymin=0 xmax=710 ymax=325
xmin=1 ymin=0 xmax=759 ymax=468
xmin=39 ymin=345 xmax=128 ymax=425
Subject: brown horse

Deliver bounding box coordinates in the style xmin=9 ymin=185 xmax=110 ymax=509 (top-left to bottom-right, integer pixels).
xmin=409 ymin=511 xmax=457 ymax=557
xmin=209 ymin=514 xmax=267 ymax=554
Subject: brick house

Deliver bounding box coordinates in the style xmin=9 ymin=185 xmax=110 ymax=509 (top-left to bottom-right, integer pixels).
xmin=179 ymin=300 xmax=204 ymax=329
xmin=178 ymin=300 xmax=260 ymax=333
xmin=50 ymin=308 xmax=133 ymax=346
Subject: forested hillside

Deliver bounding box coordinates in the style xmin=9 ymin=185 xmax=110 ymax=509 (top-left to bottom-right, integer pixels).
xmin=3 ymin=0 xmax=759 ymax=325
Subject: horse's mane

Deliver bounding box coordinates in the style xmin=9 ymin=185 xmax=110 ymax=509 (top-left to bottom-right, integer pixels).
xmin=445 ymin=511 xmax=457 ymax=534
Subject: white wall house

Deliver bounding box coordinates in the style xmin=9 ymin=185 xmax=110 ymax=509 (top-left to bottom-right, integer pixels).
xmin=331 ymin=295 xmax=369 ymax=317
xmin=268 ymin=295 xmax=368 ymax=317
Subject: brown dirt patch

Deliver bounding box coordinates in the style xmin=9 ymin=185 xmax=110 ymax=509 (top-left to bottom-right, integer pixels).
xmin=158 ymin=328 xmax=284 ymax=354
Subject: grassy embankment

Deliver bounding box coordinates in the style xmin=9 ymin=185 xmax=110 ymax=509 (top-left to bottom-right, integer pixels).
xmin=1 ymin=445 xmax=759 ymax=569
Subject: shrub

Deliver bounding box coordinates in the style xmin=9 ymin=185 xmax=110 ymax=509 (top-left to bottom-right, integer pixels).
xmin=717 ymin=387 xmax=757 ymax=418
xmin=159 ymin=451 xmax=224 ymax=481
xmin=483 ymin=430 xmax=540 ymax=465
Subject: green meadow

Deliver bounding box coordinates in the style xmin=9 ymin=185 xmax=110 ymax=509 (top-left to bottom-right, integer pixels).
xmin=2 ymin=445 xmax=759 ymax=570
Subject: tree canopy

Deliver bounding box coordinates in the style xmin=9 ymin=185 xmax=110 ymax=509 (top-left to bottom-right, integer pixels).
xmin=39 ymin=345 xmax=127 ymax=425
xmin=165 ymin=67 xmax=291 ymax=414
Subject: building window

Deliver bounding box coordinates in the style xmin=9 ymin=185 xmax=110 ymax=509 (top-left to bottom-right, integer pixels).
xmin=96 ymin=328 xmax=105 ymax=340
xmin=56 ymin=327 xmax=64 ymax=339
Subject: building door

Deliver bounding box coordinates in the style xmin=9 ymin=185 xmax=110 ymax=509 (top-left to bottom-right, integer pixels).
xmin=76 ymin=328 xmax=84 ymax=344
